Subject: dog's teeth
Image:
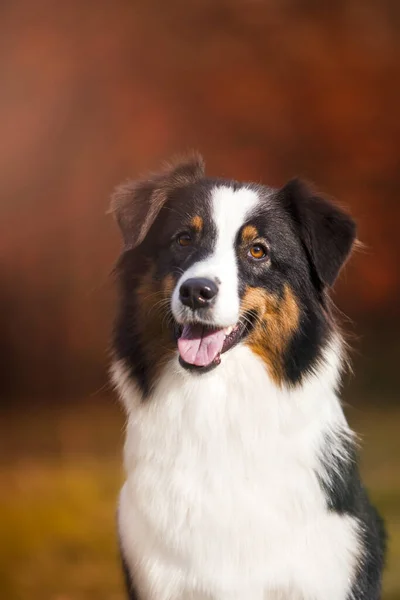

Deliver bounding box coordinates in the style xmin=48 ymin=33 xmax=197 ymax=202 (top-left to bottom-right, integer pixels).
xmin=225 ymin=326 xmax=233 ymax=337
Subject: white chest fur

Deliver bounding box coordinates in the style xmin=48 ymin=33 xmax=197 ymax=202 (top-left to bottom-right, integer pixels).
xmin=113 ymin=345 xmax=360 ymax=600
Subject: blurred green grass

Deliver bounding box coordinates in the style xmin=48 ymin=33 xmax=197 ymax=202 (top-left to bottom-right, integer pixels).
xmin=0 ymin=399 xmax=399 ymax=600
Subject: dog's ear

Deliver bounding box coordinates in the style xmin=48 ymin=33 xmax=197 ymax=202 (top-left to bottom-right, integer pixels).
xmin=110 ymin=152 xmax=205 ymax=249
xmin=280 ymin=178 xmax=356 ymax=288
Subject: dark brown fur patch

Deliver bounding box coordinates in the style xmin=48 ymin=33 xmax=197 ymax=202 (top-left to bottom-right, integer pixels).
xmin=190 ymin=215 xmax=204 ymax=232
xmin=242 ymin=284 xmax=300 ymax=385
xmin=161 ymin=273 xmax=176 ymax=297
xmin=135 ymin=266 xmax=176 ymax=384
xmin=241 ymin=225 xmax=258 ymax=243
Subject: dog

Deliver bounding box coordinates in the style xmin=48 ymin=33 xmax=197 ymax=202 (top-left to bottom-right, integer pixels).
xmin=110 ymin=153 xmax=385 ymax=600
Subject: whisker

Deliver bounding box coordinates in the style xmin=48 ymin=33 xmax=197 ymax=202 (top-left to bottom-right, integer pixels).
xmin=140 ymin=290 xmax=165 ymax=302
xmin=151 ymin=298 xmax=171 ymax=311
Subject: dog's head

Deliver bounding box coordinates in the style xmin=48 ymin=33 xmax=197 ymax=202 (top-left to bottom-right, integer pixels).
xmin=112 ymin=154 xmax=355 ymax=394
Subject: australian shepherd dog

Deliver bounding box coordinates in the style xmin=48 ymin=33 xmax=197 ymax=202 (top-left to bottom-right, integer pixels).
xmin=110 ymin=154 xmax=385 ymax=600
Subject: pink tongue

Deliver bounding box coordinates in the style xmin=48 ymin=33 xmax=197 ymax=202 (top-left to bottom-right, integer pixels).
xmin=178 ymin=324 xmax=225 ymax=367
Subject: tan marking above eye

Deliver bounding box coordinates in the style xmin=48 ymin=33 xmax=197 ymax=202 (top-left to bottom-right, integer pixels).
xmin=242 ymin=224 xmax=258 ymax=243
xmin=190 ymin=215 xmax=203 ymax=232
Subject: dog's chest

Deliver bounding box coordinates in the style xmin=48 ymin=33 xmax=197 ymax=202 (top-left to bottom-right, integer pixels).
xmin=119 ymin=349 xmax=358 ymax=598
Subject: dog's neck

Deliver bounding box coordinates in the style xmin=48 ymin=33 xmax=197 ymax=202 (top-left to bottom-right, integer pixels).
xmin=111 ymin=333 xmax=345 ymax=426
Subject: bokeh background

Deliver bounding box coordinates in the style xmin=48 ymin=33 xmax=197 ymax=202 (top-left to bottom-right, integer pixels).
xmin=0 ymin=1 xmax=399 ymax=598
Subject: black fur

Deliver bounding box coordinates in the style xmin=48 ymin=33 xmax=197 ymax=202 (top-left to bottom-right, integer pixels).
xmin=318 ymin=431 xmax=386 ymax=599
xmin=283 ymin=300 xmax=328 ymax=385
xmin=117 ymin=508 xmax=141 ymax=599
xmin=120 ymin=551 xmax=140 ymax=600
xmin=114 ymin=253 xmax=152 ymax=396
xmin=280 ymin=178 xmax=356 ymax=289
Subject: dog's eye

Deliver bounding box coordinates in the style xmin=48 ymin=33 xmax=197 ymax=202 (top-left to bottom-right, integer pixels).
xmin=248 ymin=244 xmax=268 ymax=260
xmin=176 ymin=232 xmax=192 ymax=247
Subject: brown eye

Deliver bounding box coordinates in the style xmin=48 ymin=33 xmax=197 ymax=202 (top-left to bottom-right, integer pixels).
xmin=176 ymin=232 xmax=192 ymax=247
xmin=248 ymin=244 xmax=267 ymax=260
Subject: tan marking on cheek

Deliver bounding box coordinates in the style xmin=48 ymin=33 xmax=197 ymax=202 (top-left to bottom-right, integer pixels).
xmin=241 ymin=284 xmax=300 ymax=385
xmin=280 ymin=286 xmax=300 ymax=337
xmin=161 ymin=273 xmax=176 ymax=297
xmin=241 ymin=225 xmax=258 ymax=243
xmin=136 ymin=266 xmax=175 ymax=380
xmin=190 ymin=215 xmax=203 ymax=232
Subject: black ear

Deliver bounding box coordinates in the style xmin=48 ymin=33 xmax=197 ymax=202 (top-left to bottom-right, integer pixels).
xmin=280 ymin=179 xmax=356 ymax=288
xmin=110 ymin=152 xmax=205 ymax=249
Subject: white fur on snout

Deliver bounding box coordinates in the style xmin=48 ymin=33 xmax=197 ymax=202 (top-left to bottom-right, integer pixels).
xmin=172 ymin=185 xmax=260 ymax=327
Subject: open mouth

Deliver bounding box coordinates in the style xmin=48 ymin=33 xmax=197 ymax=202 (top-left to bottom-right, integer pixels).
xmin=176 ymin=317 xmax=252 ymax=373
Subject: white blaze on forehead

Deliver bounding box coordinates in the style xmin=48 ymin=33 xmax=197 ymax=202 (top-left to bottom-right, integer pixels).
xmin=211 ymin=184 xmax=260 ymax=252
xmin=172 ymin=184 xmax=260 ymax=327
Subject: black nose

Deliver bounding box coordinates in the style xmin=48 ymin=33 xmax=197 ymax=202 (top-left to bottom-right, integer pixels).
xmin=179 ymin=278 xmax=218 ymax=310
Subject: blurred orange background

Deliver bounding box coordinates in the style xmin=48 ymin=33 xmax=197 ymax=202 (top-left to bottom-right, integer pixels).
xmin=0 ymin=1 xmax=399 ymax=599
